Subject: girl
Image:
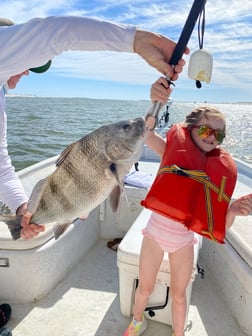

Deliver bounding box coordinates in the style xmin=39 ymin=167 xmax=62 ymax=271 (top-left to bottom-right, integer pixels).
xmin=123 ymin=77 xmax=252 ymax=336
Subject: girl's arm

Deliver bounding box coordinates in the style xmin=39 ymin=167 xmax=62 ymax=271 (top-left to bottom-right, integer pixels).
xmin=144 ymin=77 xmax=172 ymax=158
xmin=226 ymin=193 xmax=252 ymax=230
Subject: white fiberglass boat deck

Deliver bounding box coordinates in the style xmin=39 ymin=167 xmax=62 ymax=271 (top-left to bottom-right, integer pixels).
xmin=0 ymin=153 xmax=251 ymax=336
xmin=4 ymin=240 xmax=248 ymax=336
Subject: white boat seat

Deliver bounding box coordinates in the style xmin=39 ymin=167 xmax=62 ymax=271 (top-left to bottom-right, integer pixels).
xmin=117 ymin=208 xmax=202 ymax=325
xmin=225 ymin=163 xmax=252 ymax=269
xmin=226 ymin=216 xmax=252 ymax=269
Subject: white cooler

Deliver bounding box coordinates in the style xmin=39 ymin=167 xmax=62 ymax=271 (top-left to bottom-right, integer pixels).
xmin=117 ymin=208 xmax=201 ymax=326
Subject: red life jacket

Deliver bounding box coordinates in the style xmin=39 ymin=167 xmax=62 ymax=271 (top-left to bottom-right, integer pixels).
xmin=141 ymin=124 xmax=237 ymax=244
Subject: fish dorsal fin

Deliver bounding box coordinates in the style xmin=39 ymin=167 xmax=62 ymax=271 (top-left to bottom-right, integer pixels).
xmin=109 ymin=185 xmax=121 ymax=212
xmin=55 ymin=142 xmax=76 ymax=167
xmin=27 ymin=177 xmax=49 ymax=213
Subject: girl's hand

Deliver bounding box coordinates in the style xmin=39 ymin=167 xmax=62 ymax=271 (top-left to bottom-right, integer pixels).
xmin=229 ymin=193 xmax=252 ymax=216
xmin=150 ymin=77 xmax=172 ymax=104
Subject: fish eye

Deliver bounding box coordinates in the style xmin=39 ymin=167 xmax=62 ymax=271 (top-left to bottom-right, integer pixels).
xmin=123 ymin=123 xmax=131 ymax=132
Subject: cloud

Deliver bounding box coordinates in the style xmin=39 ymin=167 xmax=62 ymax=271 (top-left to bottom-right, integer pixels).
xmin=51 ymin=51 xmax=158 ymax=84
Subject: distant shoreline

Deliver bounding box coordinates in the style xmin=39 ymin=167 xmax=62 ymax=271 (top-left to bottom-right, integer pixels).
xmin=5 ymin=95 xmax=252 ymax=105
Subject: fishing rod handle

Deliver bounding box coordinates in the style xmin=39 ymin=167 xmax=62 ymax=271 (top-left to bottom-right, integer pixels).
xmin=145 ymin=101 xmax=163 ymax=131
xmin=147 ymin=101 xmax=162 ymax=118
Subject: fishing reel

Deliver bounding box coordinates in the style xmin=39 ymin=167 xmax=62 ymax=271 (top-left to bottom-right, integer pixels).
xmin=188 ymin=4 xmax=213 ymax=88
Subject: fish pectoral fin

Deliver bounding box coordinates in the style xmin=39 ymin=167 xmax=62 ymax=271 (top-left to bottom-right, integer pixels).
xmin=28 ymin=177 xmax=49 ymax=213
xmin=109 ymin=185 xmax=121 ymax=212
xmin=55 ymin=142 xmax=76 ymax=167
xmin=0 ymin=215 xmax=22 ymax=240
xmin=53 ymin=222 xmax=72 ymax=240
xmin=108 ymin=162 xmax=125 ymax=211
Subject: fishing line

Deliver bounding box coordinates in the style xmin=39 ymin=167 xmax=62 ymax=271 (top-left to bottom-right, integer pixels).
xmin=188 ymin=2 xmax=213 ymax=89
xmin=195 ymin=6 xmax=206 ymax=88
xmin=198 ymin=6 xmax=205 ymax=50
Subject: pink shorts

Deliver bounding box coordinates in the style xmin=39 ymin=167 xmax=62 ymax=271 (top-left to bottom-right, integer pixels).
xmin=142 ymin=212 xmax=197 ymax=253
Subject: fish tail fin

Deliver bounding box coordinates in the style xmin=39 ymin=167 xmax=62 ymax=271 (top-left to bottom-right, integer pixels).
xmin=53 ymin=222 xmax=72 ymax=240
xmin=0 ymin=215 xmax=22 ymax=240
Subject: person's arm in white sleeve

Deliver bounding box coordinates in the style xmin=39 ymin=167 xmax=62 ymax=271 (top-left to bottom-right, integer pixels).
xmin=0 ymin=16 xmax=189 ymax=86
xmin=0 ymin=89 xmax=28 ymax=213
xmin=0 ymin=16 xmax=136 ymax=85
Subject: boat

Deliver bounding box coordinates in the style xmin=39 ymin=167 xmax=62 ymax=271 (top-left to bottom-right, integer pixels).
xmin=0 ymin=108 xmax=251 ymax=336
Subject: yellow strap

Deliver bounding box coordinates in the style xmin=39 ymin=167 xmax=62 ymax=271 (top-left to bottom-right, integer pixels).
xmin=159 ymin=165 xmax=230 ymax=202
xmin=201 ymin=230 xmax=218 ymax=242
xmin=218 ymin=176 xmax=227 ymax=201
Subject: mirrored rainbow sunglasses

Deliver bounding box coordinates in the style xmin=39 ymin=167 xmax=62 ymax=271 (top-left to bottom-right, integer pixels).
xmin=193 ymin=125 xmax=225 ymax=144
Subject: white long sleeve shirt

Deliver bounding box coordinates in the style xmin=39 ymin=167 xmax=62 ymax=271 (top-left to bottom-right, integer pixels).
xmin=0 ymin=16 xmax=136 ymax=86
xmin=0 ymin=87 xmax=28 ymax=212
xmin=0 ymin=16 xmax=136 ymax=212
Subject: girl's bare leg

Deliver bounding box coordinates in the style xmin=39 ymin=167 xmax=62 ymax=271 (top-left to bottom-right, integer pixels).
xmin=133 ymin=236 xmax=164 ymax=321
xmin=169 ymin=244 xmax=194 ymax=336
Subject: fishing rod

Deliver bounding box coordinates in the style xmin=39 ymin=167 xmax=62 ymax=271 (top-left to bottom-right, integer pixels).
xmin=146 ymin=0 xmax=207 ymax=127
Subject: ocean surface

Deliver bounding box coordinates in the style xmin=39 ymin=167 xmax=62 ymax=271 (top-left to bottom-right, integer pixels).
xmin=5 ymin=96 xmax=252 ymax=171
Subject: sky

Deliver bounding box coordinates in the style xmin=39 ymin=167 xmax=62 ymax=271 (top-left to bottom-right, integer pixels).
xmin=2 ymin=0 xmax=252 ymax=102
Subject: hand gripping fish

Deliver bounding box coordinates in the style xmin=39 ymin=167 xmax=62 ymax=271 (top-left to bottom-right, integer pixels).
xmin=1 ymin=118 xmax=145 ymax=240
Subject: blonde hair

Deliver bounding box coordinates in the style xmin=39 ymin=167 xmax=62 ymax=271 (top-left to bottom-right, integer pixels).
xmin=185 ymin=106 xmax=226 ymax=133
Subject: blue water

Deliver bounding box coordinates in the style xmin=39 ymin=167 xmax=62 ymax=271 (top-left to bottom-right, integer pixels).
xmin=6 ymin=96 xmax=252 ymax=171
